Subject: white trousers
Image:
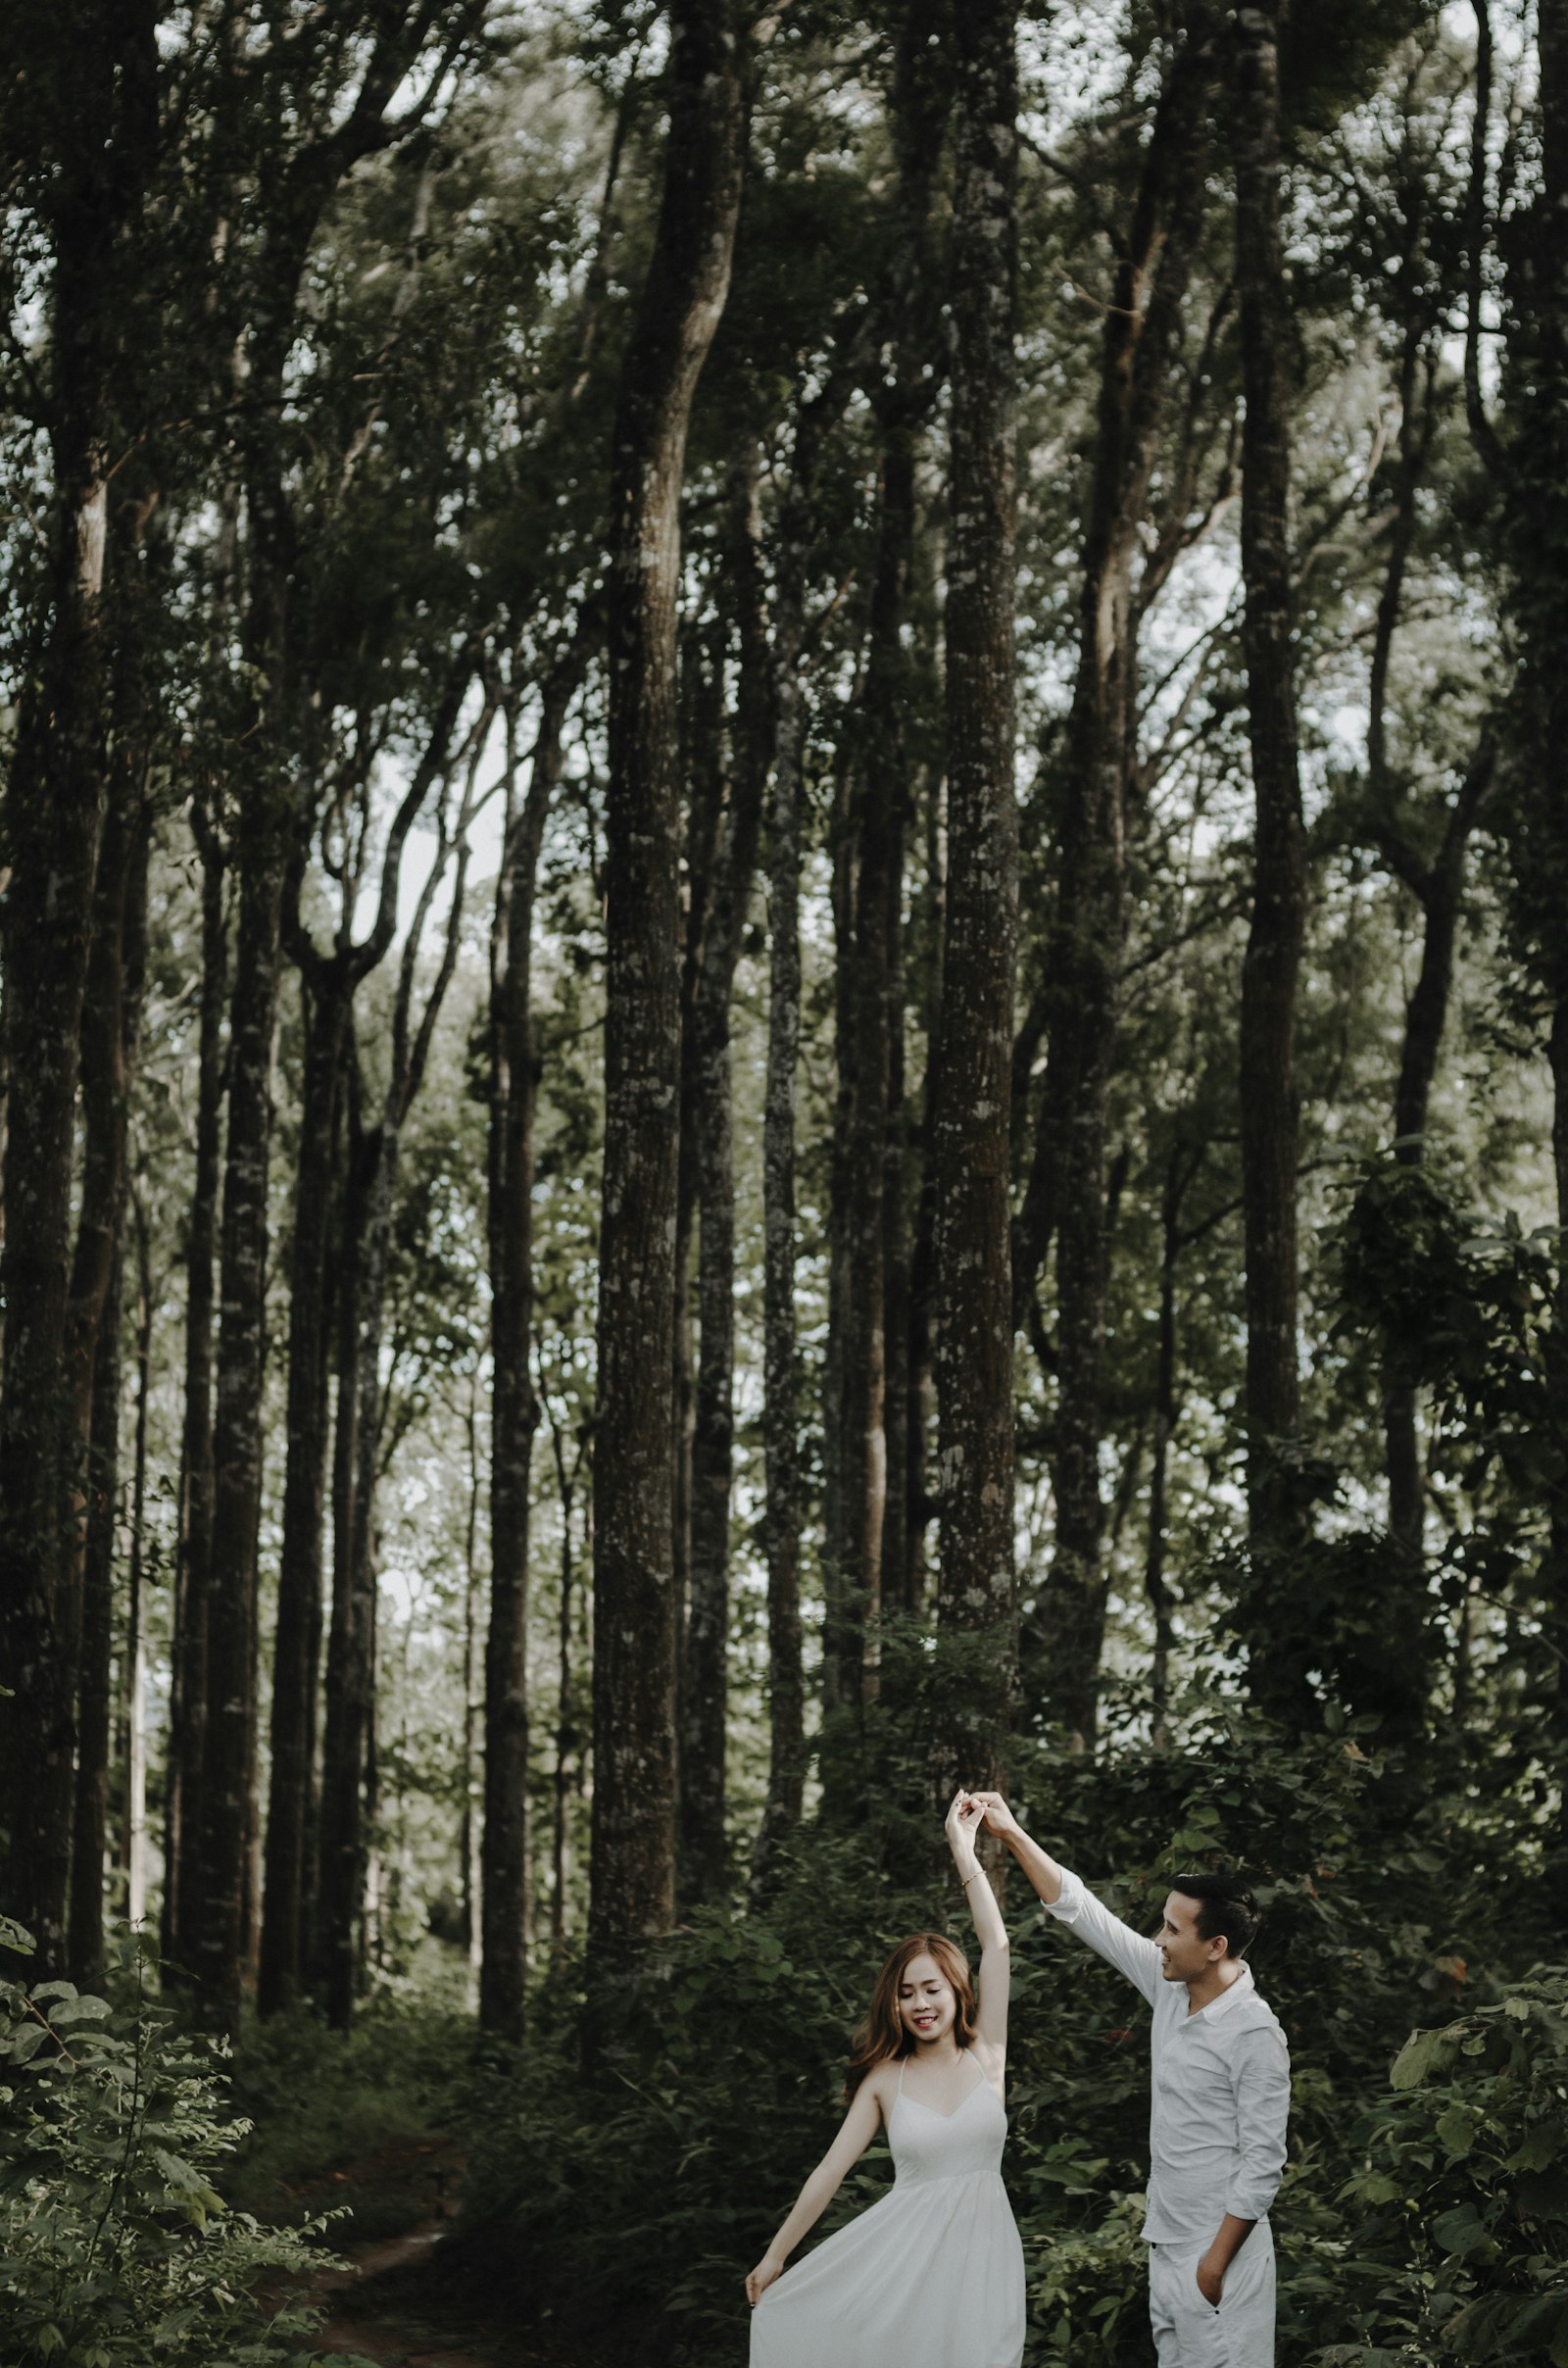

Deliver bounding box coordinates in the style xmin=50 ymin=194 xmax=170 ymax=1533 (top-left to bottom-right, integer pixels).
xmin=1147 ymin=2222 xmax=1275 ymax=2368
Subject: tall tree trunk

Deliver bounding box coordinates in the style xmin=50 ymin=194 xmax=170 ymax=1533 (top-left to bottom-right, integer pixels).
xmin=1018 ymin=19 xmax=1214 ymax=1743
xmin=165 ymin=805 xmax=226 ymax=1974
xmin=588 ymin=0 xmax=747 ymax=1973
xmin=673 ymin=634 xmax=725 ymax=1707
xmin=262 ymin=672 xmax=466 ymax=2017
xmin=317 ymin=1089 xmax=368 ymax=2006
xmin=70 ymin=1250 xmax=122 ymax=1986
xmin=931 ymin=0 xmax=1020 ymax=1804
xmin=122 ymin=1185 xmax=153 ymax=1932
xmin=1381 ymin=739 xmax=1494 ymax=1551
xmin=259 ymin=971 xmax=348 ymax=2014
xmin=319 ymin=751 xmax=478 ymax=2029
xmin=67 ymin=795 xmax=151 ymax=1980
xmin=821 ymin=443 xmax=910 ymax=1801
xmin=1146 ymin=1158 xmax=1183 ymax=1732
xmin=1500 ymin=4 xmax=1568 ymax=1766
xmin=0 ymin=16 xmax=150 ymax=1959
xmin=680 ymin=447 xmax=770 ymax=1903
xmin=751 ymin=353 xmax=862 ymax=1896
xmin=485 ymin=674 xmax=572 ymax=2038
xmin=196 ymin=794 xmax=287 ymax=2032
xmin=1233 ymin=0 xmax=1309 ymax=1702
xmin=460 ymin=1378 xmax=481 ymax=1963
xmin=542 ymin=1372 xmax=582 ymax=1968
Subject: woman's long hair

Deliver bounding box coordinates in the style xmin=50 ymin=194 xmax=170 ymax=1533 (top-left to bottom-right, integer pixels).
xmin=844 ymin=1932 xmax=977 ymax=2102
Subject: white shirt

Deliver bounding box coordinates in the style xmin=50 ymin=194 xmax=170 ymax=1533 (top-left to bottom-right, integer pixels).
xmin=1045 ymin=1866 xmax=1291 ymax=2245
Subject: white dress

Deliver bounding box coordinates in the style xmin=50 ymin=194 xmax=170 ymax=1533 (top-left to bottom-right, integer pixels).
xmin=749 ymin=2055 xmax=1026 ymax=2368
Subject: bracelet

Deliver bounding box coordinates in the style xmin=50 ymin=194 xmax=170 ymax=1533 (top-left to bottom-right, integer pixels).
xmin=962 ymin=1870 xmax=983 ymax=1890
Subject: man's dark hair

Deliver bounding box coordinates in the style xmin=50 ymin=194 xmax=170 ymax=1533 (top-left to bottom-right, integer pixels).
xmin=1169 ymin=1873 xmax=1260 ymax=1958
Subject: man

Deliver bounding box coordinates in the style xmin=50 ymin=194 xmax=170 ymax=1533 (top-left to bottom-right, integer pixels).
xmin=969 ymin=1793 xmax=1290 ymax=2368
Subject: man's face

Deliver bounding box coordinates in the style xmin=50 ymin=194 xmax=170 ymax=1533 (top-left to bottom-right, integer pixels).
xmin=1156 ymin=1891 xmax=1227 ymax=1984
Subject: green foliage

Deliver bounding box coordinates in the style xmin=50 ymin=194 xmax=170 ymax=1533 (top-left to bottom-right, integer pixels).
xmin=461 ymin=1710 xmax=1558 ymax=2366
xmin=0 ymin=1927 xmax=349 ymax=2367
xmin=1307 ymin=1970 xmax=1568 ymax=2366
xmin=225 ymin=1986 xmax=475 ymax=2245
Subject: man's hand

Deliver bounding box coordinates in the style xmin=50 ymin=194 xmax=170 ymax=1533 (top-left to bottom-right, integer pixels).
xmin=966 ymin=1789 xmax=1021 ymax=1843
xmin=1196 ymin=2217 xmax=1252 ymax=2307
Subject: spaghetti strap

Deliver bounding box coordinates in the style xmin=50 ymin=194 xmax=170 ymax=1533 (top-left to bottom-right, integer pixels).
xmin=896 ymin=2056 xmax=906 ymax=2098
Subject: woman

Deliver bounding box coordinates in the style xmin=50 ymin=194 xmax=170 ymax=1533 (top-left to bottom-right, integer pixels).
xmin=746 ymin=1792 xmax=1025 ymax=2368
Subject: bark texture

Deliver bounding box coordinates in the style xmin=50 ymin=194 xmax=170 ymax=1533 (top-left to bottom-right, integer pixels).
xmin=931 ymin=0 xmax=1020 ymax=1801
xmin=820 ymin=0 xmax=950 ymax=1805
xmin=1233 ymin=1 xmax=1309 ymax=1653
xmin=748 ymin=329 xmax=873 ymax=1892
xmin=66 ymin=793 xmax=151 ymax=1982
xmin=0 ymin=0 xmax=158 ymax=1973
xmin=196 ymin=798 xmax=287 ymax=2031
xmin=164 ymin=806 xmax=225 ymax=1975
xmin=485 ymin=672 xmax=572 ymax=2036
xmin=588 ymin=0 xmax=747 ymax=1970
xmin=1015 ymin=18 xmax=1214 ymax=1742
xmin=679 ymin=451 xmax=770 ymax=1903
xmin=318 ymin=750 xmax=479 ymax=2029
xmin=261 ymin=674 xmax=467 ymax=2017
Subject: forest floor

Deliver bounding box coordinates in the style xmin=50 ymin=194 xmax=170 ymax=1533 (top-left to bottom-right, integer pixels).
xmin=276 ymin=2132 xmax=596 ymax=2368
xmin=236 ymin=1991 xmax=630 ymax=2368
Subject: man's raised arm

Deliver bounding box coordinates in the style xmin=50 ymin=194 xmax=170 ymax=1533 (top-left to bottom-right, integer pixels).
xmin=969 ymin=1792 xmax=1162 ymax=2006
xmin=967 ymin=1791 xmax=1065 ymax=1903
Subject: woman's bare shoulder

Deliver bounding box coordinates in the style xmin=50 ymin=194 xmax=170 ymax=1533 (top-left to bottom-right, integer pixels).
xmin=858 ymin=2060 xmax=898 ymax=2120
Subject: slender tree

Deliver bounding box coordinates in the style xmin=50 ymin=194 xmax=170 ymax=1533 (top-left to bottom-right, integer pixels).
xmin=1232 ymin=0 xmax=1310 ymax=1691
xmin=588 ymin=0 xmax=748 ymax=1970
xmin=0 ymin=0 xmax=160 ymax=1975
xmin=931 ymin=0 xmax=1020 ymax=1802
xmin=485 ymin=662 xmax=575 ymax=2037
xmin=260 ymin=668 xmax=470 ymax=2017
xmin=318 ymin=734 xmax=484 ymax=2030
xmin=1013 ymin=14 xmax=1216 ymax=1742
xmin=163 ymin=802 xmax=226 ymax=1973
xmin=1497 ymin=0 xmax=1568 ymax=1726
xmin=679 ymin=446 xmax=770 ymax=1902
xmin=67 ymin=789 xmax=152 ymax=1980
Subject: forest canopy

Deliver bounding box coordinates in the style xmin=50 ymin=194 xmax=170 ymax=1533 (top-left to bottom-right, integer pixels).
xmin=1 ymin=1 xmax=1566 ymax=2363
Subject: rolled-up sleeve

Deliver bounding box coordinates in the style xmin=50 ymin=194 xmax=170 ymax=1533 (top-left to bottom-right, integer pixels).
xmin=1224 ymin=2025 xmax=1291 ymax=2221
xmin=1044 ymin=1866 xmax=1162 ymax=2006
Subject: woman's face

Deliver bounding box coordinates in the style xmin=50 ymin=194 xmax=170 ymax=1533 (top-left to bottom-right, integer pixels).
xmin=897 ymin=1951 xmax=957 ymax=2047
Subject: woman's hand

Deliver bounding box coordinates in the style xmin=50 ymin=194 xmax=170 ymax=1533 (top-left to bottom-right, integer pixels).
xmin=945 ymin=1790 xmax=985 ymax=1862
xmin=747 ymin=2250 xmax=786 ymax=2307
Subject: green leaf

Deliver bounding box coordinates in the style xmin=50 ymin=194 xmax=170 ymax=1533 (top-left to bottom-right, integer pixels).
xmin=1391 ymin=2025 xmax=1460 ymax=2089
xmin=1435 ymin=2104 xmax=1474 ymax=2159
xmin=1433 ymin=2202 xmax=1490 ymax=2256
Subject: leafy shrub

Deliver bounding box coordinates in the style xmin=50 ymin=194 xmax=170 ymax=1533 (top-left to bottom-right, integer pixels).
xmin=224 ymin=1977 xmax=473 ymax=2243
xmin=1307 ymin=1968 xmax=1568 ymax=2367
xmin=457 ymin=1703 xmax=1556 ymax=2366
xmin=0 ymin=1918 xmax=354 ymax=2368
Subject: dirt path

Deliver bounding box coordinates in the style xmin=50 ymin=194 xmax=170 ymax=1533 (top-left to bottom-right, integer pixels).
xmin=275 ymin=2136 xmax=607 ymax=2368
xmin=308 ymin=2229 xmax=507 ymax=2364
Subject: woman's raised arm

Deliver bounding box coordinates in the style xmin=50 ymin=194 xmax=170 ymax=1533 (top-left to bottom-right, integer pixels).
xmin=947 ymin=1791 xmax=1009 ymax=2054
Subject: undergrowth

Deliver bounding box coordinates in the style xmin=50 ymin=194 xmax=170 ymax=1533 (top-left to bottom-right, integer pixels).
xmin=225 ymin=1958 xmax=477 ymax=2244
xmin=456 ymin=1693 xmax=1565 ymax=2367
